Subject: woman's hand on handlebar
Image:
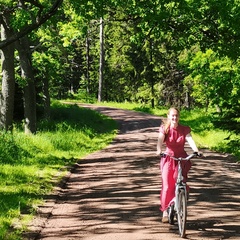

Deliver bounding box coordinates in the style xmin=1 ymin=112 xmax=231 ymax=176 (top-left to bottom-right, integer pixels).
xmin=193 ymin=151 xmax=204 ymax=157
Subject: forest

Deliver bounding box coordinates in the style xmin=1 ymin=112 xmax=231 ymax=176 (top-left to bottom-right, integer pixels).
xmin=0 ymin=0 xmax=239 ymax=134
xmin=0 ymin=1 xmax=240 ymax=238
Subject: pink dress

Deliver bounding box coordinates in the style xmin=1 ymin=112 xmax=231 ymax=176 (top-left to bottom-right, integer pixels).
xmin=159 ymin=124 xmax=192 ymax=212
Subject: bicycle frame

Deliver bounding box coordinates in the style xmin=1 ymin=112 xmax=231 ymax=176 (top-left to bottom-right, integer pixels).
xmin=175 ymin=160 xmax=187 ymax=215
xmin=174 ymin=159 xmax=188 ymax=238
xmin=161 ymin=153 xmax=197 ymax=238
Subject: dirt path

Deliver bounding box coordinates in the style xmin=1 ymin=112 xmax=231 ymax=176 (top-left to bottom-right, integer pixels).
xmin=25 ymin=105 xmax=240 ymax=240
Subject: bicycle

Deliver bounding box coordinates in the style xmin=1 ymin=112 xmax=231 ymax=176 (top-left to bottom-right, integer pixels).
xmin=160 ymin=152 xmax=199 ymax=238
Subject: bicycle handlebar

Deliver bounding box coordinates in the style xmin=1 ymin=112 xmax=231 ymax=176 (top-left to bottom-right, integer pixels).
xmin=160 ymin=152 xmax=200 ymax=161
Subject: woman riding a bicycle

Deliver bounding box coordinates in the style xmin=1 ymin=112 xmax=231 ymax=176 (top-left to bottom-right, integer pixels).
xmin=156 ymin=107 xmax=200 ymax=223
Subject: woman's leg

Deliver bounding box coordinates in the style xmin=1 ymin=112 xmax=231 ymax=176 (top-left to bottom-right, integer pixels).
xmin=160 ymin=157 xmax=175 ymax=212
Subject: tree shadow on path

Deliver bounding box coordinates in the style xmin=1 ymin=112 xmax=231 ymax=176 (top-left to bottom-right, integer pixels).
xmin=25 ymin=105 xmax=240 ymax=240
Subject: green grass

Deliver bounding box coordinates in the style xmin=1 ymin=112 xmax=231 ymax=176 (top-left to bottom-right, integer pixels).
xmin=0 ymin=101 xmax=117 ymax=240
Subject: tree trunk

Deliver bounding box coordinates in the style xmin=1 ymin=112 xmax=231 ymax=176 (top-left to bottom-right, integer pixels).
xmin=42 ymin=76 xmax=51 ymax=119
xmin=184 ymin=90 xmax=190 ymax=109
xmin=149 ymin=40 xmax=154 ymax=108
xmin=16 ymin=36 xmax=37 ymax=134
xmin=0 ymin=14 xmax=15 ymax=131
xmin=86 ymin=35 xmax=90 ymax=94
xmin=98 ymin=17 xmax=104 ymax=102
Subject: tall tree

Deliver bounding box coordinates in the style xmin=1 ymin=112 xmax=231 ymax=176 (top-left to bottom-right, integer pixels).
xmin=0 ymin=0 xmax=63 ymax=131
xmin=0 ymin=12 xmax=15 ymax=130
xmin=16 ymin=36 xmax=36 ymax=134
xmin=98 ymin=17 xmax=104 ymax=102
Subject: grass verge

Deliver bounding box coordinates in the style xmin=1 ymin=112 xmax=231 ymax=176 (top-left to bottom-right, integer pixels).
xmin=0 ymin=101 xmax=118 ymax=240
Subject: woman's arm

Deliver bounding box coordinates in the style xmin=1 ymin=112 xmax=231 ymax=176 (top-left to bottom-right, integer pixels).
xmin=156 ymin=132 xmax=165 ymax=156
xmin=186 ymin=133 xmax=199 ymax=152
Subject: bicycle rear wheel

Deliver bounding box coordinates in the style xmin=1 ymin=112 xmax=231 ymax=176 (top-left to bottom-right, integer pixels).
xmin=177 ymin=189 xmax=187 ymax=238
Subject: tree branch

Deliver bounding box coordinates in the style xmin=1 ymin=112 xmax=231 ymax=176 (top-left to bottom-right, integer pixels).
xmin=0 ymin=0 xmax=63 ymax=49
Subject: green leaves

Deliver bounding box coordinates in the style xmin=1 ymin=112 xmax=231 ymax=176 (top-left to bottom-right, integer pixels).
xmin=181 ymin=47 xmax=239 ymax=113
xmin=2 ymin=0 xmax=240 ymax=118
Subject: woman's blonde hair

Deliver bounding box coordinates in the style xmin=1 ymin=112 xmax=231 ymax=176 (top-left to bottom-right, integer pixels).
xmin=163 ymin=107 xmax=180 ymax=134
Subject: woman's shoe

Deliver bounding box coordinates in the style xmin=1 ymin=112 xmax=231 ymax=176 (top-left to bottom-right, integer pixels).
xmin=162 ymin=216 xmax=169 ymax=223
xmin=162 ymin=210 xmax=168 ymax=223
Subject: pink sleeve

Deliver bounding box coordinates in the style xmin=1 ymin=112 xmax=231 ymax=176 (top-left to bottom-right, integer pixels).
xmin=185 ymin=126 xmax=191 ymax=135
xmin=159 ymin=125 xmax=165 ymax=135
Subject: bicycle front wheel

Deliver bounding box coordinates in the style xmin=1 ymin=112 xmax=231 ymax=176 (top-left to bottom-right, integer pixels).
xmin=177 ymin=189 xmax=187 ymax=238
